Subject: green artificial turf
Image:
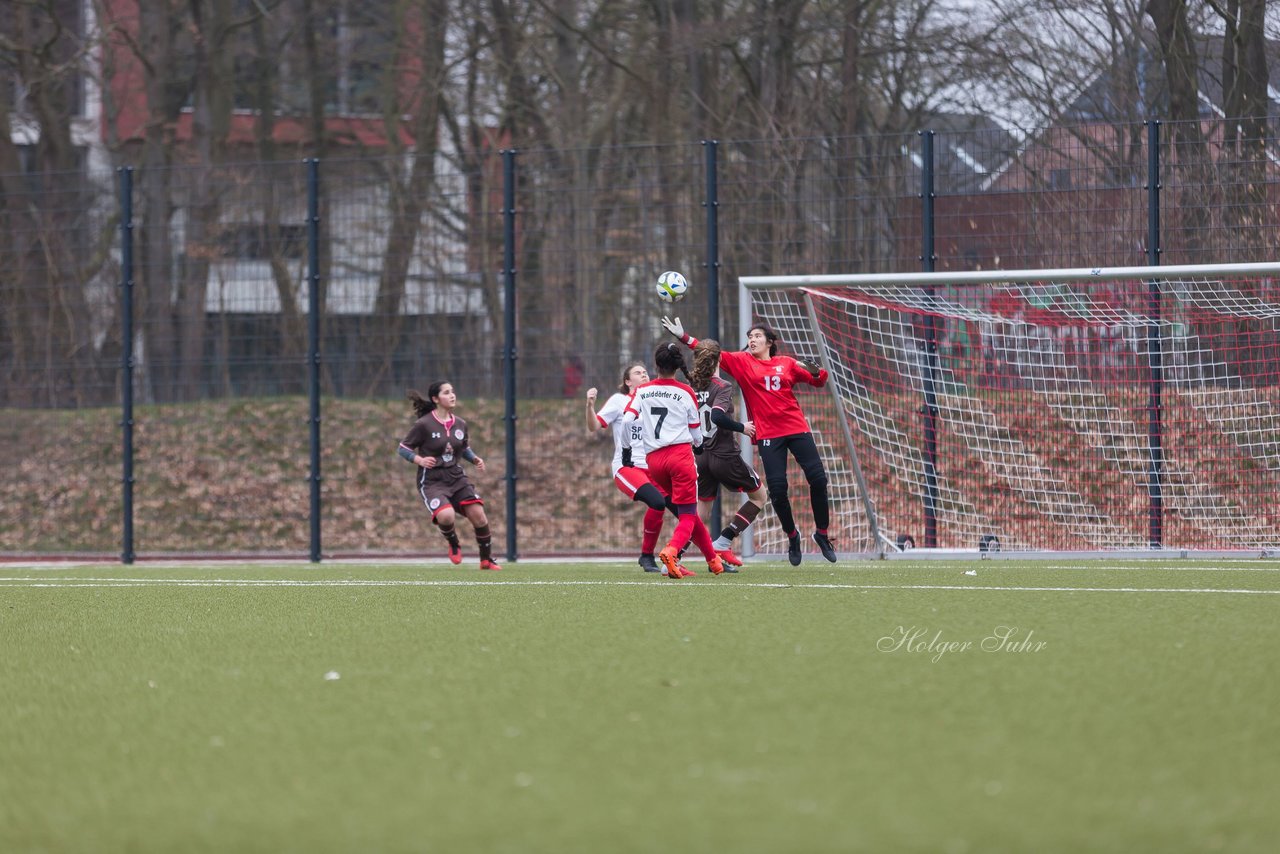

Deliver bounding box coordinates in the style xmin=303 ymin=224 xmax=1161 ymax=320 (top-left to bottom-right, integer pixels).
xmin=2 ymin=560 xmax=1278 ymax=852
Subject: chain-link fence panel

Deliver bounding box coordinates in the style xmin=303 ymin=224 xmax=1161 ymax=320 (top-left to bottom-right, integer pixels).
xmin=1161 ymin=118 xmax=1280 ymax=265
xmin=125 ymin=160 xmax=313 ymax=554
xmin=1 ymin=162 xmax=120 ymax=555
xmin=934 ymin=122 xmax=1152 ymax=271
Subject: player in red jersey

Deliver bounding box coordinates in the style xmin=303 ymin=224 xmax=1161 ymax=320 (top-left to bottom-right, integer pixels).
xmin=663 ymin=316 xmax=837 ymax=565
xmin=398 ymin=382 xmax=501 ymax=570
xmin=586 ymin=361 xmax=680 ymax=573
xmin=622 ymin=343 xmax=725 ymax=578
xmin=689 ymin=338 xmax=766 ymax=570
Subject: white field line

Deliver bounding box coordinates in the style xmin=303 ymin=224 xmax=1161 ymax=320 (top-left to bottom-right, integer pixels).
xmin=0 ymin=577 xmax=1278 ymax=595
xmin=6 ymin=559 xmax=1280 ymax=572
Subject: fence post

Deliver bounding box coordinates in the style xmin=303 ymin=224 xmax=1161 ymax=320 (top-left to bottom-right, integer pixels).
xmin=1145 ymin=120 xmax=1164 ymax=548
xmin=119 ymin=167 xmax=135 ymax=565
xmin=502 ymin=149 xmax=519 ymax=562
xmin=919 ymin=130 xmax=940 ymax=549
xmin=703 ymin=139 xmax=722 ymax=535
xmin=704 ymin=139 xmax=720 ymax=339
xmin=307 ymin=158 xmax=323 ymax=563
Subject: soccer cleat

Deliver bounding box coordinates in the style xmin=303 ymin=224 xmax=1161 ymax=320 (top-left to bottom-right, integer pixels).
xmin=707 ymin=555 xmax=725 ymax=575
xmin=675 ymin=544 xmax=694 ymax=576
xmin=813 ymin=531 xmax=838 ymax=563
xmin=479 ymin=558 xmax=501 ymax=571
xmin=787 ymin=534 xmax=802 ymax=566
xmin=657 ymin=547 xmax=682 ymax=579
xmin=716 ymin=547 xmax=743 ymax=567
xmin=638 ymin=553 xmax=661 ymax=573
xmin=447 ymin=539 xmax=463 ymax=565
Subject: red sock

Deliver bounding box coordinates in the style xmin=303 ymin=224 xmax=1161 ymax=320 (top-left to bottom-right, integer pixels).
xmin=641 ymin=507 xmax=665 ymax=554
xmin=691 ymin=517 xmax=717 ymax=561
xmin=669 ymin=513 xmax=696 ymax=553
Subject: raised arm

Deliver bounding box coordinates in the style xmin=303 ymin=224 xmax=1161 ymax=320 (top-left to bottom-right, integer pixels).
xmin=661 ymin=316 xmax=698 ymax=349
xmin=585 ymin=387 xmax=604 ymax=435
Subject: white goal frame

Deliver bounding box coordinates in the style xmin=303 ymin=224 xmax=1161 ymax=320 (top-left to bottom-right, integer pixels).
xmin=739 ymin=261 xmax=1280 ymax=561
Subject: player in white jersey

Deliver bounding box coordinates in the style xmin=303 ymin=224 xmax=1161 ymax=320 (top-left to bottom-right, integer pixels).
xmin=622 ymin=343 xmax=724 ymax=578
xmin=586 ymin=362 xmax=677 ymax=573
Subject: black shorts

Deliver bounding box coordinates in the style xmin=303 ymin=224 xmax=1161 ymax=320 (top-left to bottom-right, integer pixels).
xmin=697 ymin=452 xmax=762 ymax=499
xmin=419 ymin=478 xmax=482 ymax=518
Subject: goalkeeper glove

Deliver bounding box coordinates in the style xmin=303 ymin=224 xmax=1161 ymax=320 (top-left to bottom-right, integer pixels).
xmin=796 ymin=358 xmax=821 ymax=377
xmin=621 ymin=447 xmax=633 ymax=468
xmin=661 ymin=316 xmax=686 ymax=341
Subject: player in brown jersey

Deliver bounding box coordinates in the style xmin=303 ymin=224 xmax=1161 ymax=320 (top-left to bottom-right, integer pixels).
xmin=689 ymin=339 xmax=766 ymax=569
xmin=398 ymin=381 xmax=501 ymax=570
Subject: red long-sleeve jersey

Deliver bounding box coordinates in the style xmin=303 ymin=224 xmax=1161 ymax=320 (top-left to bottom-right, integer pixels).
xmin=715 ymin=349 xmax=828 ymax=441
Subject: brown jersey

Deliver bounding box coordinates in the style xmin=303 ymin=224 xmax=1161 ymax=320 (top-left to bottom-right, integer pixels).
xmin=400 ymin=411 xmax=473 ymax=489
xmin=694 ymin=377 xmax=760 ymax=497
xmin=696 ymin=378 xmax=747 ymax=460
xmin=695 ymin=377 xmax=741 ymax=461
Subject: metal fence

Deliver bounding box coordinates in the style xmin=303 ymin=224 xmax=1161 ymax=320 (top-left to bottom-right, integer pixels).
xmin=2 ymin=118 xmax=1277 ymax=559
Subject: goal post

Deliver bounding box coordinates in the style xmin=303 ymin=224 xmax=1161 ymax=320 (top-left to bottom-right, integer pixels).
xmin=740 ymin=262 xmax=1280 ymax=558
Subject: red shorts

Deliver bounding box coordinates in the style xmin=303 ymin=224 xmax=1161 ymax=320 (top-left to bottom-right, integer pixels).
xmin=643 ymin=444 xmax=699 ymax=505
xmin=613 ymin=465 xmax=654 ymax=500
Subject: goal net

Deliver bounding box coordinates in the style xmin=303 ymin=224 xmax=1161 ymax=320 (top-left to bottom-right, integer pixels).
xmin=740 ymin=262 xmax=1280 ymax=557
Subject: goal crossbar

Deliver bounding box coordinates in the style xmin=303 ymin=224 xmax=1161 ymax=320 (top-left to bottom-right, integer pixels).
xmin=741 ymin=261 xmax=1280 ymax=290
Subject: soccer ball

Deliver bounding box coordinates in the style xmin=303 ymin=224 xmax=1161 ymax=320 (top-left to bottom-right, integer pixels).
xmin=656 ymin=271 xmax=688 ymax=303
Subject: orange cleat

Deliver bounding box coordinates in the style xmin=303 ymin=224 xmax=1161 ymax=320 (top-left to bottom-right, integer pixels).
xmin=716 ymin=548 xmax=743 ymax=567
xmin=657 ymin=546 xmax=682 ymax=579
xmin=448 ymin=540 xmax=463 ymax=565
xmin=707 ymin=555 xmax=725 ymax=575
xmin=479 ymin=559 xmax=501 ymax=571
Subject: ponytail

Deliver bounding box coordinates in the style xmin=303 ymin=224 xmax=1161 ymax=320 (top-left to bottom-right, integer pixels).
xmin=654 ymin=341 xmax=691 ymax=383
xmin=407 ymin=390 xmax=434 ymax=418
xmin=690 ymin=339 xmax=722 ymax=391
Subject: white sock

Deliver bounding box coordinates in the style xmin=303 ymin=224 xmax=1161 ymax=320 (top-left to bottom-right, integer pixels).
xmin=712 ymin=536 xmax=731 ymax=550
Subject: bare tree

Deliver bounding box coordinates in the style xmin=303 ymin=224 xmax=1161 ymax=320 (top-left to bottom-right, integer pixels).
xmin=356 ymin=2 xmax=419 ymax=384
xmin=370 ymin=0 xmax=450 ymax=376
xmin=0 ymin=0 xmax=110 ymax=406
xmin=175 ymin=0 xmax=253 ymax=401
xmin=1208 ymin=0 xmax=1270 ymax=255
xmin=128 ymin=0 xmax=186 ymax=402
xmin=246 ymin=3 xmax=307 ymax=365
